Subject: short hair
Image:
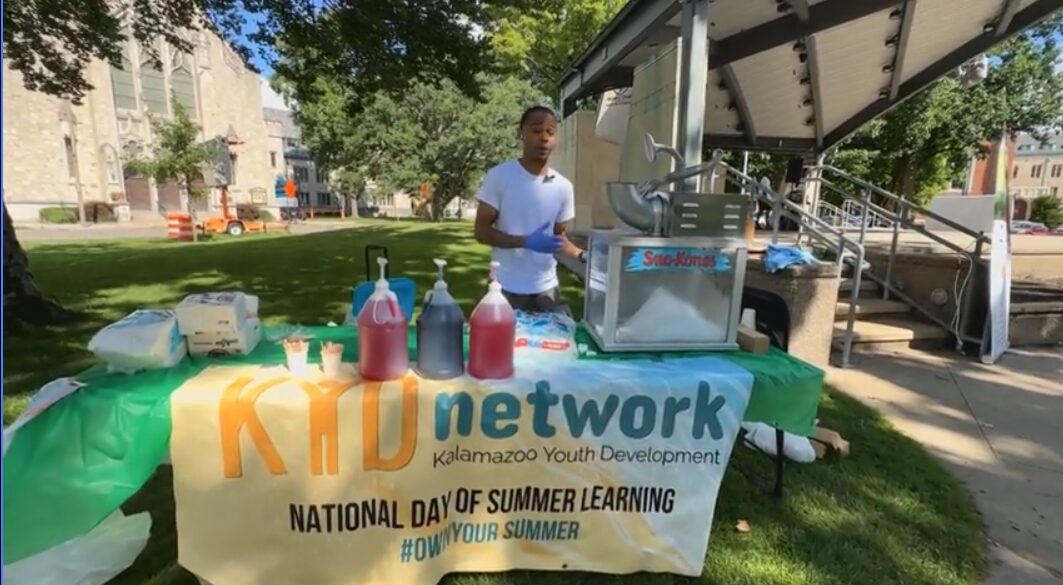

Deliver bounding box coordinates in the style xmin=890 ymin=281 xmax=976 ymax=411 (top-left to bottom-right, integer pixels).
xmin=519 ymin=105 xmax=558 ymax=127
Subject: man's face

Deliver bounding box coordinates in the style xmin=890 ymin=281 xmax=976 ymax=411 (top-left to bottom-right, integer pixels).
xmin=521 ymin=111 xmax=558 ymax=161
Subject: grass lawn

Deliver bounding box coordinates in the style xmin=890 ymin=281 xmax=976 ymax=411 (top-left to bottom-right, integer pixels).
xmin=5 ymin=219 xmax=986 ymax=585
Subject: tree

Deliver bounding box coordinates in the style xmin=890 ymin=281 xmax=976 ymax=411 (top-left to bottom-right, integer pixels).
xmin=485 ymin=0 xmax=626 ymax=98
xmin=274 ymin=75 xmax=362 ymax=218
xmin=127 ymin=101 xmax=223 ymax=241
xmin=350 ymin=76 xmax=543 ymax=220
xmin=1030 ymin=194 xmax=1063 ymax=229
xmin=3 ymin=204 xmax=81 ymax=331
xmin=3 ymin=0 xmax=515 ymax=326
xmin=2 ymin=0 xmax=230 ymax=327
xmin=828 ymin=17 xmax=1063 ymax=206
xmin=270 ymin=1 xmax=525 ymax=117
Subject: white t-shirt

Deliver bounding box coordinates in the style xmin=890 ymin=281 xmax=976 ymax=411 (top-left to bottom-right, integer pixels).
xmin=476 ymin=160 xmax=575 ymax=295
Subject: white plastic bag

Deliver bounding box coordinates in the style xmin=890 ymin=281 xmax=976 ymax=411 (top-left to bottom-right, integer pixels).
xmin=2 ymin=377 xmax=85 ymax=456
xmin=87 ymin=310 xmax=186 ymax=373
xmin=2 ymin=511 xmax=152 ymax=585
xmin=514 ymin=310 xmax=578 ymax=362
xmin=741 ymin=422 xmax=816 ymax=463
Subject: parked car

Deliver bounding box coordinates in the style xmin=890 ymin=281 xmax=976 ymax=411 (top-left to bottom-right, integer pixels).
xmin=1011 ymin=220 xmax=1048 ymax=234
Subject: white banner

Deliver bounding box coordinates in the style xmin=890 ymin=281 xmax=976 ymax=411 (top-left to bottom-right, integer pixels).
xmin=983 ymin=219 xmax=1011 ymax=364
xmin=171 ymin=358 xmax=753 ymax=585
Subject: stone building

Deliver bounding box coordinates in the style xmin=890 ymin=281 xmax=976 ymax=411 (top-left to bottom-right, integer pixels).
xmin=3 ymin=28 xmax=274 ymax=222
xmin=261 ymin=95 xmax=336 ymax=210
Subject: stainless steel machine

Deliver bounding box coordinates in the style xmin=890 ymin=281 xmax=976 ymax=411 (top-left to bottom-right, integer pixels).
xmin=583 ymin=135 xmax=750 ymax=352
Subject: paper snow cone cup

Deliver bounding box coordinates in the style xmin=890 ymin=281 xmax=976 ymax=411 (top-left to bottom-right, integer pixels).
xmin=321 ymin=342 xmax=344 ymax=379
xmin=283 ymin=338 xmax=309 ymax=376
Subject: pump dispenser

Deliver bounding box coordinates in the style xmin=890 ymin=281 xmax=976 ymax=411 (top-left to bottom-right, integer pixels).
xmin=357 ymin=256 xmax=409 ymax=380
xmin=468 ymin=261 xmax=516 ymax=379
xmin=415 ymin=259 xmax=465 ymax=379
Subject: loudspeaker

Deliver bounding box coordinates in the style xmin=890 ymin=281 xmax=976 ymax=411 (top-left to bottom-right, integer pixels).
xmin=785 ymin=158 xmax=804 ymax=184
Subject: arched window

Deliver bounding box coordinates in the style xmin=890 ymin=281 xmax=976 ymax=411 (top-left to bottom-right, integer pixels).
xmin=101 ymin=145 xmax=121 ymax=184
xmin=170 ymin=50 xmax=197 ymax=117
xmin=139 ymin=41 xmax=168 ymax=114
xmin=110 ymin=43 xmax=137 ymax=110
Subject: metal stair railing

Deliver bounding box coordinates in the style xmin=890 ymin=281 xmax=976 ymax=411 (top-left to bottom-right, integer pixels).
xmin=815 ymin=199 xmax=846 ymax=227
xmin=808 ymin=164 xmax=990 ymax=348
xmin=706 ymin=155 xmax=866 ymax=368
xmin=841 ymin=198 xmax=894 ymax=230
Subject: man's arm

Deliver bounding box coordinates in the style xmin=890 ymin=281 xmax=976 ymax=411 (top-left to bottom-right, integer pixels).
xmin=554 ymin=221 xmax=585 ymax=261
xmin=474 ymin=202 xmax=524 ymax=249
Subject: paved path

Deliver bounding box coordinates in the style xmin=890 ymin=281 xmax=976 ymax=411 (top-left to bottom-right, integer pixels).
xmin=827 ymin=347 xmax=1063 ymax=584
xmin=14 ymin=221 xmax=356 ymax=241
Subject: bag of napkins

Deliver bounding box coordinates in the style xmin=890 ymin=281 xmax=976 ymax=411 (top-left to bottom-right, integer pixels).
xmin=88 ymin=310 xmax=186 ymax=372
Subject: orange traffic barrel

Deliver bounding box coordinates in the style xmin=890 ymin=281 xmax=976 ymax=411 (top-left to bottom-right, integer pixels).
xmin=166 ymin=212 xmax=194 ymax=241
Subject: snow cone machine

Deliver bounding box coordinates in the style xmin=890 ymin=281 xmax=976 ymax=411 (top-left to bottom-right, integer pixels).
xmin=583 ymin=135 xmax=750 ymax=352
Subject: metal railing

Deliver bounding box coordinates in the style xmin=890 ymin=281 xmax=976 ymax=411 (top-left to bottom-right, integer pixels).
xmin=841 ymin=199 xmax=893 ymax=230
xmin=808 ymin=164 xmax=990 ymax=348
xmin=815 ymin=200 xmax=846 ymax=227
xmin=704 ymin=155 xmax=867 ymax=367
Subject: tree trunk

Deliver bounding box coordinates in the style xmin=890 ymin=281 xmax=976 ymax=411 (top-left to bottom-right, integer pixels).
xmin=181 ymin=183 xmax=199 ymax=242
xmin=3 ymin=203 xmax=81 ymax=330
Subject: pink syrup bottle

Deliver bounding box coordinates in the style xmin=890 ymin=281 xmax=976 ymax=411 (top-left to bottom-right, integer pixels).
xmin=357 ymin=256 xmax=409 ymax=381
xmin=468 ymin=261 xmax=516 ymax=379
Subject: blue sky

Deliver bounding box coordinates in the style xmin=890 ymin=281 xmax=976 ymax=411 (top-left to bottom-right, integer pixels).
xmin=237 ymin=9 xmax=274 ymax=77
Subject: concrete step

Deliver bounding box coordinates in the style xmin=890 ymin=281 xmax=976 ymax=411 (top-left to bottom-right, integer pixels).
xmin=833 ymin=316 xmax=949 ymax=349
xmin=835 ymin=298 xmax=910 ymax=319
xmin=838 ymin=277 xmax=881 ymax=295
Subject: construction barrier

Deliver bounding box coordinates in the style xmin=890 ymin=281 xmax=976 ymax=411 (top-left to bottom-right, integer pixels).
xmin=166 ymin=212 xmax=194 ymax=241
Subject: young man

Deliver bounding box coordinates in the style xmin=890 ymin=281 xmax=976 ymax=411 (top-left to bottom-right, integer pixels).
xmin=474 ymin=105 xmax=585 ymax=314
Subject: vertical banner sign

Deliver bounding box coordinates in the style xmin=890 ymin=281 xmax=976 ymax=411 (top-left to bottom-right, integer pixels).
xmin=981 ymin=133 xmax=1012 ymax=364
xmin=170 ymin=359 xmax=753 ymax=585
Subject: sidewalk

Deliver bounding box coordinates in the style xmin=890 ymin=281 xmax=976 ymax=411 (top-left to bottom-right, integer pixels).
xmin=827 ymin=347 xmax=1063 ymax=584
xmin=15 ymin=218 xmax=166 ymax=229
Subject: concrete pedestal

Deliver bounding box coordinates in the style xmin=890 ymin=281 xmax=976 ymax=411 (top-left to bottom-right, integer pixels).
xmin=743 ymin=255 xmax=841 ymax=366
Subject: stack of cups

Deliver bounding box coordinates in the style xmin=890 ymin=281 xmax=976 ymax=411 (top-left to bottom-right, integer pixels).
xmin=283 ymin=338 xmax=309 ymax=376
xmin=740 ymin=308 xmax=756 ymax=329
xmin=321 ymin=342 xmax=344 ymax=379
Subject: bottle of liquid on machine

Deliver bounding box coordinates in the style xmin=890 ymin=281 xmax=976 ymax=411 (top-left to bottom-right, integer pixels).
xmin=357 ymin=256 xmax=409 ymax=380
xmin=468 ymin=261 xmax=515 ymax=379
xmin=416 ymin=259 xmax=465 ymax=379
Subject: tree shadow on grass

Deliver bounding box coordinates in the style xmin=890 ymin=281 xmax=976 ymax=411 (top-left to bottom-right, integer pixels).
xmin=5 ymin=225 xmax=484 ymax=403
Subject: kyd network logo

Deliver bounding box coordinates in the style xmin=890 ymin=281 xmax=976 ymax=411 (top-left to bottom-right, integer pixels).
xmin=219 ymin=375 xmax=729 ymax=477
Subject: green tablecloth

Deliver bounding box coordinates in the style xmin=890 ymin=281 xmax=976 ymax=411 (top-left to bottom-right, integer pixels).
xmin=3 ymin=324 xmax=822 ymax=565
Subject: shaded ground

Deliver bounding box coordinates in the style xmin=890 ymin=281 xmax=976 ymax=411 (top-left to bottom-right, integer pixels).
xmin=829 ymin=348 xmax=1063 ymax=584
xmin=5 ymin=220 xmax=986 ymax=585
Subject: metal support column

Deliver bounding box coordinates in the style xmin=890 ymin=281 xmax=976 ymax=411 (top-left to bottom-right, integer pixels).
xmin=676 ymin=0 xmax=710 ymax=191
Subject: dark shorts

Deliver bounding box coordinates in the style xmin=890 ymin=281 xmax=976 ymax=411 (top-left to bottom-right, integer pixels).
xmin=502 ymin=287 xmax=571 ymax=317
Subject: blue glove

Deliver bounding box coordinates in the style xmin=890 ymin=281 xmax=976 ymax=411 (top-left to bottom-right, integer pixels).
xmin=523 ymin=222 xmax=564 ymax=254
